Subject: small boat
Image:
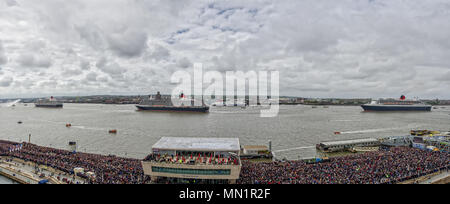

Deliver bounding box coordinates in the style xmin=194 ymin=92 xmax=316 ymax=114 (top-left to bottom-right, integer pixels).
xmin=334 ymin=132 xmax=341 ymax=135
xmin=17 ymin=121 xmax=23 ymax=124
xmin=66 ymin=124 xmax=72 ymax=127
xmin=109 ymin=130 xmax=117 ymax=134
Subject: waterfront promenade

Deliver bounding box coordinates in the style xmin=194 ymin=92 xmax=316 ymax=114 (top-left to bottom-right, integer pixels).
xmin=1 ymin=140 xmax=148 ymax=184
xmin=1 ymin=140 xmax=449 ymax=184
xmin=0 ymin=156 xmax=87 ymax=184
xmin=0 ymin=175 xmax=16 ymax=184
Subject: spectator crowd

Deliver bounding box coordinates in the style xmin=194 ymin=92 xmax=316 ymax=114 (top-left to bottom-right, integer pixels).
xmin=238 ymin=147 xmax=449 ymax=184
xmin=1 ymin=140 xmax=449 ymax=184
xmin=1 ymin=140 xmax=148 ymax=184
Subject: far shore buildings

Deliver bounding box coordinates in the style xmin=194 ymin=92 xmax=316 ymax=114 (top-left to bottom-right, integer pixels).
xmin=142 ymin=137 xmax=242 ymax=184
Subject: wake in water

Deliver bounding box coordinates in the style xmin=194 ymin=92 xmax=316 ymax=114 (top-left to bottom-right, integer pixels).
xmin=339 ymin=124 xmax=420 ymax=135
xmin=27 ymin=118 xmax=109 ymax=132
xmin=70 ymin=125 xmax=108 ymax=131
xmin=0 ymin=99 xmax=21 ymax=107
xmin=273 ymin=146 xmax=315 ymax=153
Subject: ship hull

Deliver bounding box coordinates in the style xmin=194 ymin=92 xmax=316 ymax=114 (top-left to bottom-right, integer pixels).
xmin=361 ymin=105 xmax=431 ymax=112
xmin=35 ymin=104 xmax=63 ymax=108
xmin=136 ymin=105 xmax=209 ymax=113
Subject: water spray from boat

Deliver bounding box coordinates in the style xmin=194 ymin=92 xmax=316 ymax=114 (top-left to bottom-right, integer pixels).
xmin=0 ymin=99 xmax=21 ymax=108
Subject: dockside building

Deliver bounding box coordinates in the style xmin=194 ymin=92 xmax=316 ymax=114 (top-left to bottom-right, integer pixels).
xmin=142 ymin=137 xmax=242 ymax=184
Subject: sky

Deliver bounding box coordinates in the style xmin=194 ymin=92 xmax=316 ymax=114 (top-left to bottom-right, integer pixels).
xmin=0 ymin=0 xmax=449 ymax=99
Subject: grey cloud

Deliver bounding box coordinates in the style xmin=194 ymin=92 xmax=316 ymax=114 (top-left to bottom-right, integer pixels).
xmin=17 ymin=53 xmax=52 ymax=68
xmin=95 ymin=57 xmax=107 ymax=69
xmin=96 ymin=58 xmax=126 ymax=79
xmin=86 ymin=72 xmax=98 ymax=82
xmin=0 ymin=76 xmax=13 ymax=87
xmin=107 ymin=30 xmax=148 ymax=58
xmin=145 ymin=44 xmax=171 ymax=61
xmin=80 ymin=59 xmax=91 ymax=70
xmin=0 ymin=41 xmax=7 ymax=65
xmin=14 ymin=78 xmax=35 ymax=89
xmin=177 ymin=57 xmax=192 ymax=68
xmin=62 ymin=68 xmax=83 ymax=77
xmin=97 ymin=76 xmax=108 ymax=83
xmin=38 ymin=80 xmax=58 ymax=89
xmin=75 ymin=23 xmax=107 ymax=50
xmin=4 ymin=0 xmax=18 ymax=7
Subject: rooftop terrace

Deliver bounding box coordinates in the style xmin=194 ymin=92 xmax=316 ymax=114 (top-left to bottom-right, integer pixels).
xmin=152 ymin=137 xmax=240 ymax=152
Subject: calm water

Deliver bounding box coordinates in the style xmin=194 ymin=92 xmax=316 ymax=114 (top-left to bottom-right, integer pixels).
xmin=1 ymin=103 xmax=449 ymax=160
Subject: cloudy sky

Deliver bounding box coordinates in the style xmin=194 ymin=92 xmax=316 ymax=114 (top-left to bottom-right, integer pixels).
xmin=0 ymin=0 xmax=449 ymax=99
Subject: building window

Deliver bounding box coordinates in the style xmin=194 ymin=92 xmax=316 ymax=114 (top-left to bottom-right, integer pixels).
xmin=152 ymin=167 xmax=231 ymax=175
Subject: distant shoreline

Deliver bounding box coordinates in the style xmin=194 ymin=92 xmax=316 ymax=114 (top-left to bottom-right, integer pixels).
xmin=17 ymin=102 xmax=450 ymax=107
xmin=16 ymin=102 xmax=450 ymax=106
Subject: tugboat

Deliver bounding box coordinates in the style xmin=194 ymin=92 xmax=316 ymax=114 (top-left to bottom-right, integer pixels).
xmin=361 ymin=95 xmax=432 ymax=112
xmin=35 ymin=96 xmax=63 ymax=108
xmin=136 ymin=92 xmax=209 ymax=113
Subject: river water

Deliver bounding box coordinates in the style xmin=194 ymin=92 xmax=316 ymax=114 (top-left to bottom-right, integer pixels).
xmin=1 ymin=103 xmax=449 ymax=160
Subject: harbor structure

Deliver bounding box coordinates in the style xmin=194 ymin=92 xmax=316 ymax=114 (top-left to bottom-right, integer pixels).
xmin=241 ymin=145 xmax=273 ymax=160
xmin=316 ymin=138 xmax=380 ymax=153
xmin=142 ymin=137 xmax=241 ymax=184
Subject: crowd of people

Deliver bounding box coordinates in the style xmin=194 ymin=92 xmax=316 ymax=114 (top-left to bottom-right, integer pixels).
xmin=144 ymin=153 xmax=240 ymax=165
xmin=0 ymin=141 xmax=149 ymax=184
xmin=2 ymin=140 xmax=449 ymax=184
xmin=238 ymin=146 xmax=450 ymax=184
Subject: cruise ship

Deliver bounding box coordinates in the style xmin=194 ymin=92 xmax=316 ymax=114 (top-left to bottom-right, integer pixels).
xmin=136 ymin=92 xmax=209 ymax=113
xmin=35 ymin=96 xmax=63 ymax=108
xmin=361 ymin=95 xmax=432 ymax=112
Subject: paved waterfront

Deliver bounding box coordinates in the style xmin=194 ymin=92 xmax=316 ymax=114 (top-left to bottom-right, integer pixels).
xmin=0 ymin=175 xmax=16 ymax=184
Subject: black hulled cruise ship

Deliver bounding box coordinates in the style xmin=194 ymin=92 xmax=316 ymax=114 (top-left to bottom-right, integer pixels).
xmin=361 ymin=95 xmax=432 ymax=112
xmin=35 ymin=96 xmax=63 ymax=108
xmin=136 ymin=92 xmax=209 ymax=113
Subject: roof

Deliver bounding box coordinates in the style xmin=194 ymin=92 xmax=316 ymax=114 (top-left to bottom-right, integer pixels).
xmin=152 ymin=137 xmax=240 ymax=152
xmin=320 ymin=138 xmax=379 ymax=146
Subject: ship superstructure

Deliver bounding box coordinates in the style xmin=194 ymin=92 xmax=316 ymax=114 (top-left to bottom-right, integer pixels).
xmin=35 ymin=96 xmax=63 ymax=108
xmin=136 ymin=92 xmax=209 ymax=113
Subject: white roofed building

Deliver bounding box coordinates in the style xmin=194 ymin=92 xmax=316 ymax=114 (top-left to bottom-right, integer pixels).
xmin=142 ymin=137 xmax=242 ymax=184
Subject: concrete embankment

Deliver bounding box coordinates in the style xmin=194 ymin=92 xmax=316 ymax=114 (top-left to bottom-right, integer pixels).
xmin=398 ymin=170 xmax=450 ymax=184
xmin=420 ymin=171 xmax=450 ymax=184
xmin=0 ymin=156 xmax=86 ymax=184
xmin=0 ymin=163 xmax=40 ymax=184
